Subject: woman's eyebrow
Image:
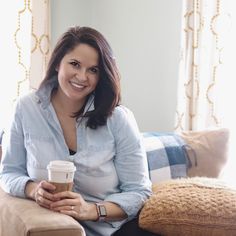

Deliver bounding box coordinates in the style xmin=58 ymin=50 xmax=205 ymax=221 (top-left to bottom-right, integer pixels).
xmin=69 ymin=59 xmax=80 ymax=62
xmin=69 ymin=58 xmax=98 ymax=68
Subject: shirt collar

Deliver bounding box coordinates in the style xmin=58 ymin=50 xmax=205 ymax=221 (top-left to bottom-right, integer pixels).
xmin=35 ymin=76 xmax=58 ymax=108
xmin=83 ymin=94 xmax=95 ymax=114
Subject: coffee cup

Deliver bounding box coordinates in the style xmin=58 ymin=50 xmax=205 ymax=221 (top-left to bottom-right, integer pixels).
xmin=47 ymin=160 xmax=76 ymax=194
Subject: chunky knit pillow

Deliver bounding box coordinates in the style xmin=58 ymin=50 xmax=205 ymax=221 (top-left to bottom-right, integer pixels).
xmin=139 ymin=177 xmax=236 ymax=236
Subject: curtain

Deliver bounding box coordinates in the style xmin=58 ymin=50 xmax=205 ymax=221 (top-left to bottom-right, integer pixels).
xmin=176 ymin=0 xmax=236 ymax=183
xmin=0 ymin=0 xmax=50 ymax=129
xmin=175 ymin=0 xmax=236 ymax=131
xmin=30 ymin=0 xmax=50 ymax=90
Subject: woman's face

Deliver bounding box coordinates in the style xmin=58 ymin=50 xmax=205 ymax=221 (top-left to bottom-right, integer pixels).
xmin=56 ymin=43 xmax=100 ymax=103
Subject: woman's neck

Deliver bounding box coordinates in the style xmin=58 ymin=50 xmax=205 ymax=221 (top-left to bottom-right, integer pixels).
xmin=51 ymin=88 xmax=85 ymax=116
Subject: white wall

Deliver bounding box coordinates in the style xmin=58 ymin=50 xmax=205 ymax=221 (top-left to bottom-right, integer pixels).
xmin=51 ymin=0 xmax=182 ymax=132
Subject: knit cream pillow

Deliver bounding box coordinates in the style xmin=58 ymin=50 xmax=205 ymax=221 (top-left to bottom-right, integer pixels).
xmin=179 ymin=128 xmax=229 ymax=178
xmin=139 ymin=177 xmax=236 ymax=236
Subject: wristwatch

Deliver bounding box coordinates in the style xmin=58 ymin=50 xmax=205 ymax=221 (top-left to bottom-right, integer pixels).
xmin=95 ymin=202 xmax=107 ymax=221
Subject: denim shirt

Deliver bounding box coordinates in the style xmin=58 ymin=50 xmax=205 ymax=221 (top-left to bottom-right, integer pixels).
xmin=0 ymin=78 xmax=152 ymax=236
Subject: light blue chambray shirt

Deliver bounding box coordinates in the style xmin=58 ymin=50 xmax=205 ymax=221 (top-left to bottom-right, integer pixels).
xmin=0 ymin=78 xmax=152 ymax=236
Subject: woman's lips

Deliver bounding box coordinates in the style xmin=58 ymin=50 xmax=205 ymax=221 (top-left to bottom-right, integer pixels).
xmin=70 ymin=81 xmax=86 ymax=89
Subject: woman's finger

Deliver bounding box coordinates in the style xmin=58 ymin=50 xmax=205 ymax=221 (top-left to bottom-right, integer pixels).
xmin=53 ymin=190 xmax=79 ymax=200
xmin=35 ymin=192 xmax=51 ymax=209
xmin=52 ymin=205 xmax=76 ymax=212
xmin=40 ymin=180 xmax=56 ymax=192
xmin=36 ymin=196 xmax=52 ymax=208
xmin=37 ymin=200 xmax=51 ymax=209
xmin=38 ymin=187 xmax=55 ymax=201
xmin=34 ymin=181 xmax=58 ymax=208
xmin=50 ymin=198 xmax=78 ymax=208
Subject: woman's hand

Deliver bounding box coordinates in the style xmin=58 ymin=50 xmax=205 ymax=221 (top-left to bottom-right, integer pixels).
xmin=25 ymin=180 xmax=59 ymax=209
xmin=50 ymin=191 xmax=98 ymax=221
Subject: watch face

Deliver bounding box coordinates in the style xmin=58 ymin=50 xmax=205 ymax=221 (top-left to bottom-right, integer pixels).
xmin=99 ymin=205 xmax=107 ymax=217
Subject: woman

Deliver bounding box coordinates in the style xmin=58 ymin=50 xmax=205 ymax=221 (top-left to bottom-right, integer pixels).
xmin=0 ymin=26 xmax=152 ymax=236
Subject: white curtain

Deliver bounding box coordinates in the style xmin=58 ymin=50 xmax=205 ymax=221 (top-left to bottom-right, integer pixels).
xmin=30 ymin=0 xmax=50 ymax=90
xmin=176 ymin=0 xmax=236 ymax=183
xmin=0 ymin=0 xmax=50 ymax=129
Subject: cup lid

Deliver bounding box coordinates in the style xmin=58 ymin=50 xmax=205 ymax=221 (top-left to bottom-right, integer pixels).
xmin=47 ymin=160 xmax=76 ymax=172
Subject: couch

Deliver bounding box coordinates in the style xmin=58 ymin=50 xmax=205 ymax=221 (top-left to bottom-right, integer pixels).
xmin=0 ymin=127 xmax=234 ymax=236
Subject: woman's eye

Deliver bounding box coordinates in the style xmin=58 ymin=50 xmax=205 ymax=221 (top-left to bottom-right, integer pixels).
xmin=90 ymin=68 xmax=99 ymax=74
xmin=70 ymin=61 xmax=80 ymax=68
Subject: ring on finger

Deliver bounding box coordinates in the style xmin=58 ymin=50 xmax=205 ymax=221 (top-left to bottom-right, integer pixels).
xmin=71 ymin=206 xmax=75 ymax=210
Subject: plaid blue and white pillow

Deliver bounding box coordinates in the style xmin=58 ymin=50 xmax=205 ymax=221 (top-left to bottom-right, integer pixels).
xmin=142 ymin=132 xmax=188 ymax=184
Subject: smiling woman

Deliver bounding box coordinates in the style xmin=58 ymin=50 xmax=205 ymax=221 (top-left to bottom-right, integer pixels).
xmin=0 ymin=26 xmax=152 ymax=236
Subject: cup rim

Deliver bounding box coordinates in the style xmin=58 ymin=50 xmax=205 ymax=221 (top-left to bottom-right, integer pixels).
xmin=47 ymin=160 xmax=76 ymax=172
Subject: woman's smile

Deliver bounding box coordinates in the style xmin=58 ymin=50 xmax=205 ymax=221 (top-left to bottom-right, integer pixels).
xmin=69 ymin=80 xmax=86 ymax=90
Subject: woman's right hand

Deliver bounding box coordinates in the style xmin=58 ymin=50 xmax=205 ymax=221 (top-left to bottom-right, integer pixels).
xmin=25 ymin=180 xmax=58 ymax=209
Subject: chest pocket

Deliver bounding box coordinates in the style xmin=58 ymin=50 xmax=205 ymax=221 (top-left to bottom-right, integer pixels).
xmin=25 ymin=132 xmax=56 ymax=168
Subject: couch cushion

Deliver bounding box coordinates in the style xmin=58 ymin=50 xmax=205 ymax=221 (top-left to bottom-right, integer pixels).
xmin=142 ymin=132 xmax=188 ymax=184
xmin=139 ymin=177 xmax=236 ymax=236
xmin=179 ymin=128 xmax=229 ymax=178
xmin=0 ymin=187 xmax=85 ymax=236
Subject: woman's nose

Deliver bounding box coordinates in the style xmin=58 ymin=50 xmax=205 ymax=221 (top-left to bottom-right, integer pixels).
xmin=76 ymin=69 xmax=87 ymax=81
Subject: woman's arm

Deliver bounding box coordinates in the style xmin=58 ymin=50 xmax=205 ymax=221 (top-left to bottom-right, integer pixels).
xmin=105 ymin=106 xmax=152 ymax=220
xmin=0 ymin=100 xmax=31 ymax=197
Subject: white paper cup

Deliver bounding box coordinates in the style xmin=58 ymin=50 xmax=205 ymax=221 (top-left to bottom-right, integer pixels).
xmin=47 ymin=160 xmax=76 ymax=193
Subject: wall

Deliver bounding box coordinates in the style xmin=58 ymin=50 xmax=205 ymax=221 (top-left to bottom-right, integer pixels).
xmin=51 ymin=0 xmax=182 ymax=132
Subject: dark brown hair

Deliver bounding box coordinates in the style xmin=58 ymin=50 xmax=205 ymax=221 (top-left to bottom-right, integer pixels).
xmin=39 ymin=26 xmax=121 ymax=129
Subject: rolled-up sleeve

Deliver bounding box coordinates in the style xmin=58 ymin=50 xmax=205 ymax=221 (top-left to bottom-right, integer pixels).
xmin=105 ymin=106 xmax=152 ymax=219
xmin=0 ymin=99 xmax=31 ymax=198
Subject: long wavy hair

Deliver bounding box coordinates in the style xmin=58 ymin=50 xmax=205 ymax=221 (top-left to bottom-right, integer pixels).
xmin=39 ymin=26 xmax=121 ymax=129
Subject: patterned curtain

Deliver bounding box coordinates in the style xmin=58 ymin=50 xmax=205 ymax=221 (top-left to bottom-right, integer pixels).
xmin=0 ymin=0 xmax=50 ymax=129
xmin=175 ymin=0 xmax=236 ymax=183
xmin=30 ymin=0 xmax=50 ymax=90
xmin=175 ymin=0 xmax=235 ymax=132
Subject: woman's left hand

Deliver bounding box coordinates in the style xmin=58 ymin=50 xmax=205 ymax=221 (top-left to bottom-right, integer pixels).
xmin=50 ymin=191 xmax=98 ymax=221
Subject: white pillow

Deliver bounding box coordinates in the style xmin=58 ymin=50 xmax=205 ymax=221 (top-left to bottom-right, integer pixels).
xmin=179 ymin=128 xmax=229 ymax=178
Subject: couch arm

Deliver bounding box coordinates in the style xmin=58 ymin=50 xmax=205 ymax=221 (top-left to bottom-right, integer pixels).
xmin=0 ymin=187 xmax=85 ymax=236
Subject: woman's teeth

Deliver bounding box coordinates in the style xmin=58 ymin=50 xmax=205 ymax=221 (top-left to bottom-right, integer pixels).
xmin=71 ymin=82 xmax=85 ymax=89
